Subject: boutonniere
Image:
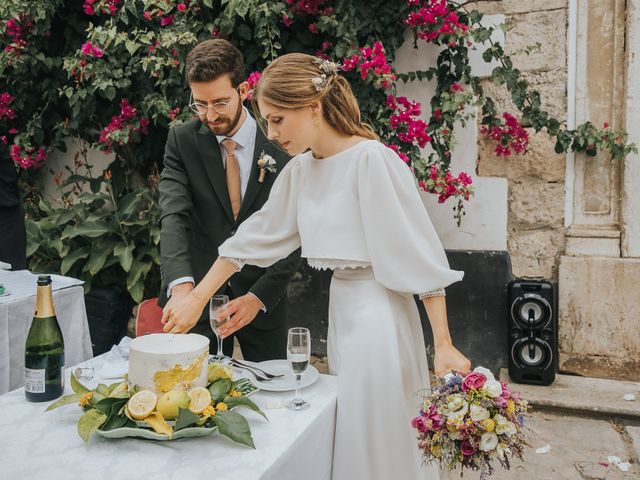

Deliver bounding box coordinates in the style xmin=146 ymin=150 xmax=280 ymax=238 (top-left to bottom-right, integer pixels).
xmin=257 ymin=151 xmax=277 ymax=183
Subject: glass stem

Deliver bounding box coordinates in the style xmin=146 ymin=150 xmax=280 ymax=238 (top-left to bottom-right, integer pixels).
xmin=294 ymin=374 xmax=302 ymax=402
xmin=217 ymin=333 xmax=223 ymax=357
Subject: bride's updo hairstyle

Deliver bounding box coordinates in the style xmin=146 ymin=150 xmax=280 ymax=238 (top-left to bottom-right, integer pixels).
xmin=253 ymin=53 xmax=378 ymax=141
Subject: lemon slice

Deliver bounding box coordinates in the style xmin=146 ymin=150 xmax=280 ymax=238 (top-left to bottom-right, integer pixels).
xmin=127 ymin=390 xmax=157 ymax=420
xmin=188 ymin=386 xmax=213 ymax=414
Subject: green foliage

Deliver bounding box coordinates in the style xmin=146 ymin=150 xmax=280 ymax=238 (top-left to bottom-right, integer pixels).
xmin=2 ymin=0 xmax=636 ymax=289
xmin=25 ymin=151 xmax=160 ymax=302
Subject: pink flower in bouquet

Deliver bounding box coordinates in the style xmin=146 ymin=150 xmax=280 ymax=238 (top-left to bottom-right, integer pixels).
xmin=411 ymin=416 xmax=429 ymax=433
xmin=461 ymin=372 xmax=486 ymax=392
xmin=461 ymin=438 xmax=477 ymax=456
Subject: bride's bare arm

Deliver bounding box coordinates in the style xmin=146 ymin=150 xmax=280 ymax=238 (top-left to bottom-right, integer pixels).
xmin=422 ymin=296 xmax=471 ymax=376
xmin=161 ymin=257 xmax=239 ymax=334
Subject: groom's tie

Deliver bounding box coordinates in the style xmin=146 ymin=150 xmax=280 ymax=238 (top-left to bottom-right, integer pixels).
xmin=221 ymin=138 xmax=241 ymax=220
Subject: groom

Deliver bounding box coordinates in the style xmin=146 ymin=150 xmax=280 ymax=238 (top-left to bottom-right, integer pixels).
xmin=158 ymin=39 xmax=301 ymax=361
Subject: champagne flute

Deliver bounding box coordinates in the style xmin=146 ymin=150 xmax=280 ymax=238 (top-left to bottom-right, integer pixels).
xmin=286 ymin=327 xmax=311 ymax=411
xmin=209 ymin=295 xmax=231 ymax=364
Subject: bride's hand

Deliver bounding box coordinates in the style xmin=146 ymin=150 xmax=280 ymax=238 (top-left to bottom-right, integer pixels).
xmin=161 ymin=293 xmax=207 ymax=334
xmin=433 ymin=342 xmax=471 ymax=377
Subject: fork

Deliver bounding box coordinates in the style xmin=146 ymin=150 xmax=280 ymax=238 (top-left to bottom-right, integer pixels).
xmin=231 ymin=359 xmax=284 ymax=380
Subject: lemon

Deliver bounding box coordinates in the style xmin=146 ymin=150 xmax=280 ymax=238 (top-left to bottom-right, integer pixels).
xmin=127 ymin=390 xmax=157 ymax=420
xmin=207 ymin=362 xmax=233 ymax=382
xmin=109 ymin=381 xmax=128 ymax=397
xmin=156 ymin=386 xmax=191 ymax=420
xmin=188 ymin=386 xmax=213 ymax=414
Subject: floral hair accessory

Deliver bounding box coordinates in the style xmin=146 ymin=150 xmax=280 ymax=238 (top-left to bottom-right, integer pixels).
xmin=311 ymin=57 xmax=340 ymax=92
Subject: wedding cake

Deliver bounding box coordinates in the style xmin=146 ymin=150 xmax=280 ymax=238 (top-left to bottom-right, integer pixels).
xmin=128 ymin=333 xmax=210 ymax=393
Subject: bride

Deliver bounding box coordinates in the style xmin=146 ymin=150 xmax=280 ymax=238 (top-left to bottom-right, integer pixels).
xmin=162 ymin=52 xmax=471 ymax=479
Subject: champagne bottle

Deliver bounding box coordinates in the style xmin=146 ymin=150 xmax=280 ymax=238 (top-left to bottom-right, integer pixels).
xmin=24 ymin=275 xmax=65 ymax=402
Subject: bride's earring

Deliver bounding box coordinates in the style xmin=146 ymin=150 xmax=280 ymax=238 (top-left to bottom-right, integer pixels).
xmin=312 ymin=113 xmax=320 ymax=128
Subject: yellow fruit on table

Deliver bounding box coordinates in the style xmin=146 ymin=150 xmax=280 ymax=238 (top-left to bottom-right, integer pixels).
xmin=109 ymin=381 xmax=128 ymax=397
xmin=207 ymin=362 xmax=233 ymax=382
xmin=188 ymin=386 xmax=213 ymax=414
xmin=156 ymin=387 xmax=191 ymax=420
xmin=127 ymin=390 xmax=157 ymax=420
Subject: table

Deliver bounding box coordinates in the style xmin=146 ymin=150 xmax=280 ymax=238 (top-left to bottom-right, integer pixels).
xmin=0 ymin=355 xmax=338 ymax=480
xmin=0 ymin=269 xmax=93 ymax=394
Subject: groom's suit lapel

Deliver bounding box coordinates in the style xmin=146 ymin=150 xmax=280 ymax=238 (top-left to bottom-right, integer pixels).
xmin=237 ymin=129 xmax=269 ymax=221
xmin=194 ymin=122 xmax=234 ymax=223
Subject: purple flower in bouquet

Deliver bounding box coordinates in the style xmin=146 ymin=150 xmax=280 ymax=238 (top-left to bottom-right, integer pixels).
xmin=443 ymin=372 xmax=463 ymax=388
xmin=494 ymin=395 xmax=508 ymax=409
xmin=425 ymin=404 xmax=443 ymax=430
xmin=461 ymin=371 xmax=486 ymax=392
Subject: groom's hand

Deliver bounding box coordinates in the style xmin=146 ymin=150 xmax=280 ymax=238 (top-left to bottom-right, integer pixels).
xmin=161 ymin=291 xmax=206 ymax=334
xmin=163 ymin=282 xmax=194 ymax=316
xmin=216 ymin=294 xmax=263 ymax=338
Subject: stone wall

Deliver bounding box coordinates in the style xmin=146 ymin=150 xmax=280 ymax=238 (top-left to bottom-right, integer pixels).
xmin=471 ymin=0 xmax=569 ymax=280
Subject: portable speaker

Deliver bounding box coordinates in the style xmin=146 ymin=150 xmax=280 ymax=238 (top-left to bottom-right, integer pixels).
xmin=507 ymin=280 xmax=557 ymax=385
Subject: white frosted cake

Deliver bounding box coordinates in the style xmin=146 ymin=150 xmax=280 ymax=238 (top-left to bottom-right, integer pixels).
xmin=128 ymin=333 xmax=210 ymax=393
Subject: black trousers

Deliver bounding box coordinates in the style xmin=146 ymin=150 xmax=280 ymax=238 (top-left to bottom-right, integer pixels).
xmin=0 ymin=205 xmax=27 ymax=270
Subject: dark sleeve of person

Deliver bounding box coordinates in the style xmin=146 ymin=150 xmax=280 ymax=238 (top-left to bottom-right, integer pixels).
xmin=248 ymin=247 xmax=302 ymax=312
xmin=0 ymin=146 xmax=20 ymax=208
xmin=158 ymin=127 xmax=194 ymax=303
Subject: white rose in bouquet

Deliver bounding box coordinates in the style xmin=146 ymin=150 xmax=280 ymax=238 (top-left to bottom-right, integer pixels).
xmin=470 ymin=404 xmax=490 ymax=422
xmin=485 ymin=380 xmax=503 ymax=398
xmin=494 ymin=414 xmax=517 ymax=436
xmin=479 ymin=432 xmax=499 ymax=452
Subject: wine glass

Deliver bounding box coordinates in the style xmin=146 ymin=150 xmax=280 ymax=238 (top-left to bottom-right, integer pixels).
xmin=286 ymin=327 xmax=311 ymax=411
xmin=209 ymin=295 xmax=231 ymax=364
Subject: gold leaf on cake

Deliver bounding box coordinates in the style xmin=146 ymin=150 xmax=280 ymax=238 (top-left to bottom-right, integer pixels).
xmin=153 ymin=353 xmax=207 ymax=393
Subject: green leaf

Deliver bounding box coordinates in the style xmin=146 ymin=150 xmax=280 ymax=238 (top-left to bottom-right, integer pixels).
xmin=46 ymin=393 xmax=83 ymax=411
xmin=117 ymin=191 xmax=140 ymax=218
xmin=128 ymin=280 xmax=144 ymax=304
xmin=208 ymin=378 xmax=232 ymax=404
xmin=224 ymin=395 xmax=267 ymax=420
xmin=124 ymin=40 xmax=141 ymax=56
xmin=88 ymin=244 xmax=112 ymax=275
xmin=95 ymin=384 xmax=111 ymax=397
xmin=61 ymin=248 xmax=89 ymax=275
xmin=174 ymin=407 xmax=200 ymax=431
xmin=212 ymin=410 xmax=255 ymax=448
xmin=71 ymin=373 xmax=90 ymax=395
xmin=63 ymin=221 xmax=114 ymax=239
xmin=101 ymin=401 xmax=133 ymax=431
xmin=114 ymin=243 xmax=134 ymax=272
xmin=93 ymin=397 xmax=128 ymax=416
xmin=77 ymin=409 xmax=108 ymax=443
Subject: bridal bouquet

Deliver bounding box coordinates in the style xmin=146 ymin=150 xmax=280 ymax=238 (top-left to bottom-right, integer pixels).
xmin=412 ymin=367 xmax=530 ymax=478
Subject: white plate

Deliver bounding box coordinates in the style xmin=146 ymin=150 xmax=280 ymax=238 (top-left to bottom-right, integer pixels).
xmin=234 ymin=359 xmax=319 ymax=392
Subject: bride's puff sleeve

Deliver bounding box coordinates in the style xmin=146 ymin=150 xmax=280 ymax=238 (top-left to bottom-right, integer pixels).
xmin=357 ymin=145 xmax=464 ymax=296
xmin=218 ymin=157 xmax=301 ymax=269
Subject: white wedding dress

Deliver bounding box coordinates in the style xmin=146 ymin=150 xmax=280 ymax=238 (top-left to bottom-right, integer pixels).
xmin=219 ymin=140 xmax=464 ymax=479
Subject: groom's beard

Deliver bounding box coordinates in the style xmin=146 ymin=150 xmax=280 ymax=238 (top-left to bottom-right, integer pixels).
xmin=204 ymin=103 xmax=243 ymax=136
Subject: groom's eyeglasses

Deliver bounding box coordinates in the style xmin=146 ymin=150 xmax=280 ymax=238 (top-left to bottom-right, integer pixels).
xmin=188 ymin=88 xmax=240 ymax=115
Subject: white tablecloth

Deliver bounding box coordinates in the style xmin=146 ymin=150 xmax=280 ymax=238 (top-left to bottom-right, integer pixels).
xmin=0 ymin=354 xmax=337 ymax=480
xmin=0 ymin=270 xmax=93 ymax=394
